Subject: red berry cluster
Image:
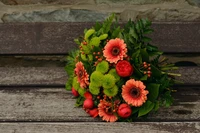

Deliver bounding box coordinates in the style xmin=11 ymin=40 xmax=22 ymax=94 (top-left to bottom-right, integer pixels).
xmin=142 ymin=62 xmax=152 ymax=78
xmin=93 ymin=51 xmax=103 ymax=66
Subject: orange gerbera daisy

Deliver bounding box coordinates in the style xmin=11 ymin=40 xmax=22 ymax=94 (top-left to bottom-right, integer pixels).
xmin=122 ymin=79 xmax=148 ymax=107
xmin=103 ymin=38 xmax=127 ymax=64
xmin=98 ymin=100 xmax=118 ymax=122
xmin=74 ymin=61 xmax=89 ymax=88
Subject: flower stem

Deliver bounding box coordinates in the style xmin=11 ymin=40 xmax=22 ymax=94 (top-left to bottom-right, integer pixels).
xmin=161 ymin=72 xmax=181 ymax=77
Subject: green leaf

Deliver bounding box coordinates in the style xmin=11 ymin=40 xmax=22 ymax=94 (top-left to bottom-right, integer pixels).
xmin=142 ymin=18 xmax=151 ymax=27
xmin=65 ymin=76 xmax=73 ymax=91
xmin=129 ymin=27 xmax=138 ymax=40
xmin=151 ymin=64 xmax=162 ymax=78
xmin=142 ymin=36 xmax=152 ymax=42
xmin=94 ymin=22 xmax=102 ymax=31
xmin=154 ymin=101 xmax=160 ymax=111
xmin=140 ymin=75 xmax=148 ymax=81
xmin=132 ymin=64 xmax=143 ymax=78
xmin=65 ymin=63 xmax=75 ymax=76
xmin=128 ymin=36 xmax=136 ymax=44
xmin=135 ymin=22 xmax=141 ymax=33
xmin=148 ymin=51 xmax=163 ymax=56
xmin=146 ymin=44 xmax=158 ymax=52
xmin=143 ymin=29 xmax=154 ymax=34
xmin=112 ymin=26 xmax=121 ymax=38
xmin=131 ymin=107 xmax=139 ymax=114
xmin=75 ymin=96 xmax=84 ymax=107
xmin=138 ymin=100 xmax=155 ymax=117
xmin=74 ymin=38 xmax=81 ymax=45
xmin=163 ymin=91 xmax=173 ymax=107
xmin=102 ymin=13 xmax=115 ymax=33
xmin=140 ymin=48 xmax=149 ymax=62
xmin=147 ymin=83 xmax=160 ymax=102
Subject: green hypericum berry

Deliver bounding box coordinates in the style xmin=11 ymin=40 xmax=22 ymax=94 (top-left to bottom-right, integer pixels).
xmin=96 ymin=60 xmax=109 ymax=74
xmin=90 ymin=71 xmax=104 ymax=87
xmin=72 ymin=77 xmax=80 ymax=91
xmin=78 ymin=87 xmax=86 ymax=96
xmin=108 ymin=69 xmax=120 ymax=81
xmin=102 ymin=74 xmax=116 ymax=89
xmin=89 ymin=83 xmax=100 ymax=95
xmin=89 ymin=37 xmax=101 ymax=47
xmin=103 ymin=85 xmax=118 ymax=97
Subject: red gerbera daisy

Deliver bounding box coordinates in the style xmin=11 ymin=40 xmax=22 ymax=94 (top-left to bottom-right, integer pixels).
xmin=98 ymin=100 xmax=118 ymax=122
xmin=74 ymin=61 xmax=89 ymax=88
xmin=122 ymin=79 xmax=149 ymax=107
xmin=103 ymin=38 xmax=127 ymax=64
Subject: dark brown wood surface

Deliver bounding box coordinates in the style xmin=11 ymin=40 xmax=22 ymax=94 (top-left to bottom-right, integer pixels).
xmin=0 ymin=22 xmax=199 ymax=132
xmin=0 ymin=22 xmax=200 ymax=54
xmin=0 ymin=87 xmax=199 ymax=122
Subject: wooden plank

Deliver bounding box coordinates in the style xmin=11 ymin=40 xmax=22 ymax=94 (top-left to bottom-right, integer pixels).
xmin=0 ymin=22 xmax=200 ymax=54
xmin=0 ymin=87 xmax=199 ymax=122
xmin=0 ymin=67 xmax=199 ymax=86
xmin=0 ymin=67 xmax=67 ymax=86
xmin=150 ymin=22 xmax=200 ymax=53
xmin=0 ymin=122 xmax=199 ymax=133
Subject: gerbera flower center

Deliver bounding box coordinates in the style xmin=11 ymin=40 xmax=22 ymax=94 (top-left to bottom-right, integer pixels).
xmin=105 ymin=107 xmax=113 ymax=115
xmin=130 ymin=88 xmax=140 ymax=98
xmin=78 ymin=70 xmax=83 ymax=78
xmin=111 ymin=47 xmax=120 ymax=56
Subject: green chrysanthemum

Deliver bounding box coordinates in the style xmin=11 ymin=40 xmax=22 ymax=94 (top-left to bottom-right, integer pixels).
xmin=81 ymin=44 xmax=91 ymax=54
xmin=88 ymin=54 xmax=93 ymax=61
xmin=103 ymin=85 xmax=118 ymax=97
xmin=81 ymin=54 xmax=87 ymax=61
xmin=89 ymin=37 xmax=101 ymax=47
xmin=72 ymin=77 xmax=80 ymax=91
xmin=89 ymin=83 xmax=100 ymax=95
xmin=81 ymin=54 xmax=93 ymax=61
xmin=108 ymin=69 xmax=120 ymax=81
xmin=102 ymin=74 xmax=116 ymax=89
xmin=90 ymin=71 xmax=104 ymax=87
xmin=96 ymin=60 xmax=109 ymax=74
xmin=78 ymin=87 xmax=86 ymax=96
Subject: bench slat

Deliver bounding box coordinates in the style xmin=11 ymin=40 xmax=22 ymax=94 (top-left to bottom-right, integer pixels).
xmin=0 ymin=122 xmax=199 ymax=133
xmin=0 ymin=67 xmax=199 ymax=86
xmin=0 ymin=87 xmax=199 ymax=122
xmin=0 ymin=67 xmax=67 ymax=86
xmin=0 ymin=22 xmax=200 ymax=54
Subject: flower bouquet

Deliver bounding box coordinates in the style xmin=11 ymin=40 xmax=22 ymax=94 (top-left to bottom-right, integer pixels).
xmin=65 ymin=14 xmax=180 ymax=122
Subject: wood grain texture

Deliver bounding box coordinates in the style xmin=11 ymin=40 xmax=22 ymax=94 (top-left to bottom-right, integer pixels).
xmin=0 ymin=67 xmax=67 ymax=86
xmin=0 ymin=67 xmax=199 ymax=86
xmin=0 ymin=87 xmax=199 ymax=122
xmin=0 ymin=122 xmax=199 ymax=133
xmin=0 ymin=22 xmax=200 ymax=54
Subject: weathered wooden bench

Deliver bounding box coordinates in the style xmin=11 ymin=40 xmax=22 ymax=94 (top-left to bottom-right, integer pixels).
xmin=0 ymin=22 xmax=199 ymax=133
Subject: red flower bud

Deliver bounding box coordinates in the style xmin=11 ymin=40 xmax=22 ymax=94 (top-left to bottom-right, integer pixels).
xmin=88 ymin=108 xmax=99 ymax=118
xmin=116 ymin=60 xmax=133 ymax=77
xmin=117 ymin=103 xmax=132 ymax=118
xmin=84 ymin=92 xmax=93 ymax=99
xmin=83 ymin=99 xmax=94 ymax=109
xmin=71 ymin=87 xmax=79 ymax=97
